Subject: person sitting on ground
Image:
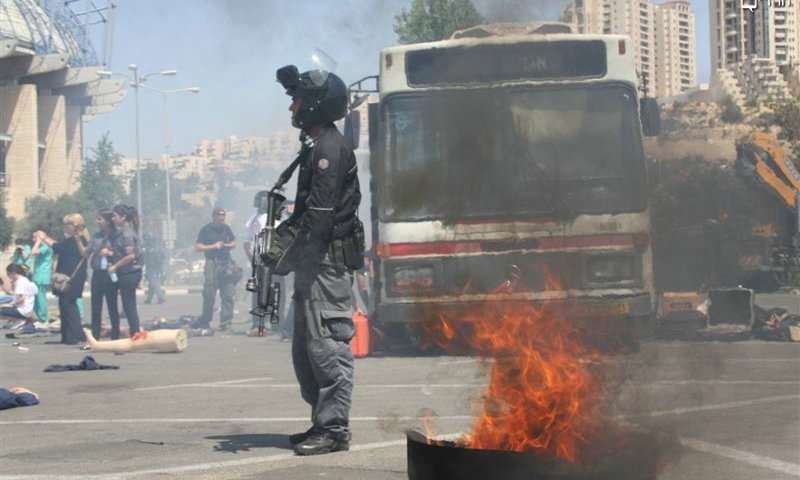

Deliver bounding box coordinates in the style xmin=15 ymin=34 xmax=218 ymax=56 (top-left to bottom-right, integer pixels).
xmin=0 ymin=276 xmax=13 ymax=305
xmin=0 ymin=264 xmax=38 ymax=323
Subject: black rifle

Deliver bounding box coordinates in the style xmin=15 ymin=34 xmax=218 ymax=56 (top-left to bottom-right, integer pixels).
xmin=246 ymin=189 xmax=285 ymax=335
xmin=245 ymin=136 xmax=310 ymax=336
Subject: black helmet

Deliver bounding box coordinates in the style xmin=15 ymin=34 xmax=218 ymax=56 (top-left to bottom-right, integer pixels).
xmin=277 ymin=65 xmax=347 ymax=128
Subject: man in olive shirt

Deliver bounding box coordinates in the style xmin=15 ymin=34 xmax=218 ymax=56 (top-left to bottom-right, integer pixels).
xmin=194 ymin=207 xmax=237 ymax=330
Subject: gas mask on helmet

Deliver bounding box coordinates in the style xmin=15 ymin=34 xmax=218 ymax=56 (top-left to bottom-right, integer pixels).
xmin=277 ymin=64 xmax=347 ymax=130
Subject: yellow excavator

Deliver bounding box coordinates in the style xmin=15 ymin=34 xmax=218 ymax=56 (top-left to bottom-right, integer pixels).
xmin=735 ymin=132 xmax=800 ymax=290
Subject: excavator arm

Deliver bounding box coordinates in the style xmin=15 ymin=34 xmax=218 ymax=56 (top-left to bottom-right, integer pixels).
xmin=736 ymin=132 xmax=799 ymax=212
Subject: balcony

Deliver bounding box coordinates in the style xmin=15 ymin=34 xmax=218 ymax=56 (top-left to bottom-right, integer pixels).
xmin=0 ymin=172 xmax=6 ymax=188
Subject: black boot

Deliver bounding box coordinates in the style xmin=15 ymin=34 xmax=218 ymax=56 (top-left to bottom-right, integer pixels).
xmin=288 ymin=427 xmax=316 ymax=445
xmin=294 ymin=434 xmax=349 ymax=456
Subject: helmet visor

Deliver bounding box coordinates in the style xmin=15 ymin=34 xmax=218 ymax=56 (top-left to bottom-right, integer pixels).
xmin=307 ymin=47 xmax=337 ymax=86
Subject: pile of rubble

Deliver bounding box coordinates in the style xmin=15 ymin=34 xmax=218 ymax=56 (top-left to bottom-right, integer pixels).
xmin=656 ymin=288 xmax=800 ymax=342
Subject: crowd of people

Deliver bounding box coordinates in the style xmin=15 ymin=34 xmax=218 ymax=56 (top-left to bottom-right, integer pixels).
xmin=0 ymin=205 xmax=152 ymax=345
xmin=0 ymin=202 xmax=310 ymax=345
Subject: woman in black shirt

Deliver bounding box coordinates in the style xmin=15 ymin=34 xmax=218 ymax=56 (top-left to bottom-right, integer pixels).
xmin=37 ymin=213 xmax=90 ymax=345
xmin=109 ymin=204 xmax=143 ymax=337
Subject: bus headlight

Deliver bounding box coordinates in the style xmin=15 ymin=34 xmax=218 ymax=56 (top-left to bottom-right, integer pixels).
xmin=586 ymin=256 xmax=635 ymax=284
xmin=391 ymin=265 xmax=435 ymax=294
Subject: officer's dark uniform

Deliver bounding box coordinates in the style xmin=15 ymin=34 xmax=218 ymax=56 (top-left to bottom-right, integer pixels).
xmin=271 ymin=65 xmax=363 ymax=456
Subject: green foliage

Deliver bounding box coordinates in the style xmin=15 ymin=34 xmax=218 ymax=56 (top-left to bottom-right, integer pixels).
xmin=648 ymin=156 xmax=779 ymax=290
xmin=744 ymin=98 xmax=759 ymax=110
xmin=76 ymin=133 xmax=125 ymax=211
xmin=394 ymin=0 xmax=484 ymax=44
xmin=18 ymin=194 xmax=93 ymax=240
xmin=15 ymin=134 xmax=123 ymax=239
xmin=649 ymin=157 xmax=749 ymax=231
xmin=719 ymin=96 xmax=743 ymax=124
xmin=770 ymin=100 xmax=800 ymax=144
xmin=0 ymin=189 xmax=14 ymax=249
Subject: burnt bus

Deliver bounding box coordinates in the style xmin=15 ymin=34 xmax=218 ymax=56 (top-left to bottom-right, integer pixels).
xmin=345 ymin=31 xmax=661 ymax=345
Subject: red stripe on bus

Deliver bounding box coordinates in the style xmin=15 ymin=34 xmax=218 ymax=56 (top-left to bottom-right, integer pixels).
xmin=380 ymin=241 xmax=482 ymax=257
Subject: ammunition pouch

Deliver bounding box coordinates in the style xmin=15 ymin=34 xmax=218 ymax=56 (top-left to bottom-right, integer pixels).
xmin=262 ymin=222 xmax=298 ymax=276
xmin=330 ymin=219 xmax=365 ymax=270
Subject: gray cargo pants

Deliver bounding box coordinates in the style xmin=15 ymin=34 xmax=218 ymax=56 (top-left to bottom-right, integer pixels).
xmin=292 ymin=254 xmax=355 ymax=442
xmin=200 ymin=260 xmax=236 ymax=329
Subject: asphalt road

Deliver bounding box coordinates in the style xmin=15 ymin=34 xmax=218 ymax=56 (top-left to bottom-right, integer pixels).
xmin=0 ymin=291 xmax=798 ymax=479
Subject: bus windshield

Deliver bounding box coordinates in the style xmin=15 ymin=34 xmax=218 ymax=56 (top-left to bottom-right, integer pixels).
xmin=381 ymin=84 xmax=647 ymax=221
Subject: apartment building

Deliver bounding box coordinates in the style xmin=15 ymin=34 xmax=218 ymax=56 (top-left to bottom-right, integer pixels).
xmin=654 ymin=1 xmax=698 ymax=97
xmin=711 ymin=0 xmax=799 ymax=70
xmin=563 ymin=0 xmax=697 ymax=97
xmin=708 ymin=0 xmax=797 ymax=101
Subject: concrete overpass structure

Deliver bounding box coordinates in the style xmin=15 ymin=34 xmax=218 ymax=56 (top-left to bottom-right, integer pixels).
xmin=0 ymin=0 xmax=122 ymax=220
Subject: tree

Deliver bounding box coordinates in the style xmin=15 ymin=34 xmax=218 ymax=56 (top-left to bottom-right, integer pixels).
xmin=719 ymin=96 xmax=743 ymax=124
xmin=0 ymin=190 xmax=14 ymax=250
xmin=394 ymin=0 xmax=484 ymax=44
xmin=18 ymin=194 xmax=93 ymax=240
xmin=771 ymin=99 xmax=800 ymax=144
xmin=76 ymin=133 xmax=125 ymax=211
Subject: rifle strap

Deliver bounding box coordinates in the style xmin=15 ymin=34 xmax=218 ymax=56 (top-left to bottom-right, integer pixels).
xmin=272 ymin=134 xmax=313 ymax=192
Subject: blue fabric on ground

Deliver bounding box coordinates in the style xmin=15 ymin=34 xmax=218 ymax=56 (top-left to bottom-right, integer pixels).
xmin=43 ymin=355 xmax=119 ymax=372
xmin=0 ymin=388 xmax=40 ymax=409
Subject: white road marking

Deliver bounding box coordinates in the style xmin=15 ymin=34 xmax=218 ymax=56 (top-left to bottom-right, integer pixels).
xmin=136 ymin=379 xmax=798 ymax=391
xmin=637 ymin=380 xmax=800 ymax=386
xmin=656 ymin=358 xmax=800 ymax=363
xmin=435 ymin=359 xmax=479 ymax=365
xmin=681 ymin=437 xmax=800 ymax=477
xmin=143 ymin=383 xmax=485 ymax=389
xmin=0 ymin=415 xmax=473 ymax=426
xmin=133 ymin=377 xmax=273 ymax=391
xmin=620 ymin=394 xmax=800 ymax=419
xmin=0 ymin=438 xmax=409 ymax=480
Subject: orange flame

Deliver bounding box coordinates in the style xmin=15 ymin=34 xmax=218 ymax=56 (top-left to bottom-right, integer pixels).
xmin=421 ymin=409 xmax=438 ymax=445
xmin=419 ymin=274 xmax=624 ymax=463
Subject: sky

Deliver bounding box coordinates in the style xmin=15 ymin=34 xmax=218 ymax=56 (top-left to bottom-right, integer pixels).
xmin=82 ymin=0 xmax=712 ymax=160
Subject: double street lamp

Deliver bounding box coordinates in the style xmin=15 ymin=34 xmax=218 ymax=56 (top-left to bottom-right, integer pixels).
xmin=97 ymin=65 xmax=178 ymax=234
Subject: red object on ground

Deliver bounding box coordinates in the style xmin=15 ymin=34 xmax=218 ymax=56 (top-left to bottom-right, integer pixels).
xmin=351 ymin=310 xmax=370 ymax=358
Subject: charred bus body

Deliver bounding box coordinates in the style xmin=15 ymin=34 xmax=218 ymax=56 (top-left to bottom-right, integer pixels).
xmin=346 ymin=30 xmax=661 ymax=346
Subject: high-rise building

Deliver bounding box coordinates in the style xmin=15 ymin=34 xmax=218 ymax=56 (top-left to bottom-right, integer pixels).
xmin=710 ymin=0 xmax=799 ymax=69
xmin=563 ymin=0 xmax=697 ymax=97
xmin=654 ymin=1 xmax=697 ymax=97
xmin=708 ymin=0 xmax=797 ymax=101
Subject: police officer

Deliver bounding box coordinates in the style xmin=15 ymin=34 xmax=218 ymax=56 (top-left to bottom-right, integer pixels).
xmin=268 ymin=65 xmax=364 ymax=456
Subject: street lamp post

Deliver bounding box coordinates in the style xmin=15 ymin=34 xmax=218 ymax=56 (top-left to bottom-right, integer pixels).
xmin=141 ymin=85 xmax=200 ymax=263
xmin=97 ymin=66 xmax=178 ymax=235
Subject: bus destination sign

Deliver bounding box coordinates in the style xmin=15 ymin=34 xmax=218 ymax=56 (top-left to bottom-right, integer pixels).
xmin=406 ymin=40 xmax=607 ymax=86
